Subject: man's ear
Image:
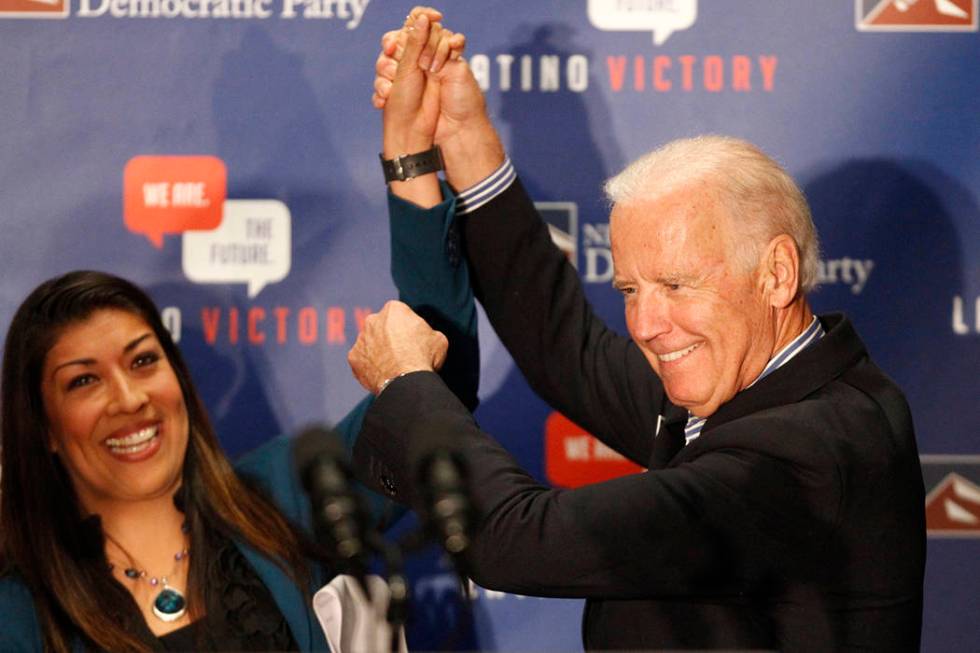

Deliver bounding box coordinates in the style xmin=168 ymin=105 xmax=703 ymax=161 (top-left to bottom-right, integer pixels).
xmin=761 ymin=234 xmax=801 ymax=309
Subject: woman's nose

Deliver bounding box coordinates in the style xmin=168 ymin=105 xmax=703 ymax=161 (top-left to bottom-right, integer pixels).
xmin=106 ymin=374 xmax=148 ymax=416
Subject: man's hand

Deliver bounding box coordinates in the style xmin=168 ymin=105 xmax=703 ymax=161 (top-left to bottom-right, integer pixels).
xmin=375 ymin=11 xmax=479 ymax=149
xmin=348 ymin=301 xmax=449 ymax=395
xmin=372 ymin=7 xmax=464 ymax=112
xmin=379 ymin=8 xmax=467 ymax=157
xmin=376 ymin=6 xmax=505 ymax=190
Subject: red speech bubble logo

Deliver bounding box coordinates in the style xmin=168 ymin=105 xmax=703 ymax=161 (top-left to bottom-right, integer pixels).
xmin=124 ymin=156 xmax=226 ymax=249
xmin=0 ymin=0 xmax=67 ymax=17
xmin=544 ymin=411 xmax=644 ymax=489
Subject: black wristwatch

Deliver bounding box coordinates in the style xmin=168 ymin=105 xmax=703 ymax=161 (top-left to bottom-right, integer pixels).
xmin=380 ymin=146 xmax=444 ymax=183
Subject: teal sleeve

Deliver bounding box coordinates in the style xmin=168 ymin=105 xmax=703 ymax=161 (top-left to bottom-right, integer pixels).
xmin=234 ymin=435 xmax=312 ymax=529
xmin=236 ymin=186 xmax=480 ymax=536
xmin=388 ymin=184 xmax=479 ymax=411
xmin=234 ymin=399 xmax=398 ymax=530
xmin=0 ymin=576 xmax=44 ymax=651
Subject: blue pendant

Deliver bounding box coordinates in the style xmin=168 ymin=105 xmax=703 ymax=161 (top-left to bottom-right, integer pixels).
xmin=152 ymin=586 xmax=187 ymax=622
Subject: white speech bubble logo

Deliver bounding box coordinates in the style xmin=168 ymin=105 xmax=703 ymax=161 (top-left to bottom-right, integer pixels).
xmin=588 ymin=0 xmax=698 ymax=46
xmin=182 ymin=199 xmax=291 ymax=298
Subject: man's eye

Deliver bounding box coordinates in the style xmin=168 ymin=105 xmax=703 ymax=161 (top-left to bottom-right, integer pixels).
xmin=616 ymin=286 xmax=636 ymax=296
xmin=67 ymin=374 xmax=96 ymax=390
xmin=666 ymin=283 xmax=681 ymax=291
xmin=133 ymin=351 xmax=160 ymax=368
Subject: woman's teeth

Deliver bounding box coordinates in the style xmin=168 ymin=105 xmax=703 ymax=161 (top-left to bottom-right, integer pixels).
xmin=105 ymin=426 xmax=158 ymax=454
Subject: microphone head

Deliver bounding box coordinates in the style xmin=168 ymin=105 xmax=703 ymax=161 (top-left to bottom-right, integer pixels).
xmin=292 ymin=423 xmax=371 ymax=584
xmin=406 ymin=424 xmax=474 ymax=557
xmin=292 ymin=424 xmax=349 ymax=492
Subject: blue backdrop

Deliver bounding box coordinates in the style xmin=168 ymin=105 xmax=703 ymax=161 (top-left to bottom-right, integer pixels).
xmin=2 ymin=1 xmax=978 ymax=650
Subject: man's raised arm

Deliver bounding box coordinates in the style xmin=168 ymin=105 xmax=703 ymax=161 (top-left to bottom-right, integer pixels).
xmin=374 ymin=9 xmax=663 ymax=461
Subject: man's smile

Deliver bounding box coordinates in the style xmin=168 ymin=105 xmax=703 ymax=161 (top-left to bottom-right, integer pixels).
xmin=656 ymin=342 xmax=701 ymax=363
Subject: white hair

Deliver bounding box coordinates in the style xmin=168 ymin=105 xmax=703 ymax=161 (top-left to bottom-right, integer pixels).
xmin=604 ymin=135 xmax=820 ymax=293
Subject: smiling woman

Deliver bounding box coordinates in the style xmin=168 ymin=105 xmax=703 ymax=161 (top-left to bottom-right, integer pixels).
xmin=0 ymin=271 xmax=320 ymax=650
xmin=40 ymin=309 xmax=190 ymax=518
xmin=0 ymin=268 xmax=470 ymax=652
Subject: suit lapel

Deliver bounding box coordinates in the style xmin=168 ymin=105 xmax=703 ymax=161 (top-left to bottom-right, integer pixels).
xmin=651 ymin=314 xmax=867 ymax=466
xmin=650 ymin=400 xmax=688 ymax=468
xmin=703 ymin=313 xmax=865 ymax=436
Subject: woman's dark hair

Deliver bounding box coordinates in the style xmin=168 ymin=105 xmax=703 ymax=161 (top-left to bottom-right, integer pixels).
xmin=1 ymin=271 xmax=309 ymax=652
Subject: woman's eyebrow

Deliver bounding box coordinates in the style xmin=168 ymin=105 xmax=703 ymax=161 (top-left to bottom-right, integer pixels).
xmin=50 ymin=333 xmax=154 ymax=379
xmin=52 ymin=357 xmax=95 ymax=377
xmin=123 ymin=333 xmax=153 ymax=353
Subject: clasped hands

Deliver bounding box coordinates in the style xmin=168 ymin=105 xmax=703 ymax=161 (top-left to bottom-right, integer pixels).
xmin=376 ymin=6 xmax=500 ymax=189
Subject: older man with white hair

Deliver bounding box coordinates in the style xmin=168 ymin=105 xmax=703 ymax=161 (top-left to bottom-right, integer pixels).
xmin=348 ymin=10 xmax=926 ymax=651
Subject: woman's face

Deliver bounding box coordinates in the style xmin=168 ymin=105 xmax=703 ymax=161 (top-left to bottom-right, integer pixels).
xmin=40 ymin=309 xmax=189 ymax=516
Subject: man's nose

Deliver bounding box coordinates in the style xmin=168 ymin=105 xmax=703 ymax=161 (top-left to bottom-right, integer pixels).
xmin=629 ymin=295 xmax=672 ymax=342
xmin=106 ymin=373 xmax=148 ymax=416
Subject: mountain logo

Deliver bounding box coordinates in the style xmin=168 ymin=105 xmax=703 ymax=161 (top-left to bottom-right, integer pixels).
xmin=925 ymin=473 xmax=980 ymax=535
xmin=856 ymin=0 xmax=977 ymax=31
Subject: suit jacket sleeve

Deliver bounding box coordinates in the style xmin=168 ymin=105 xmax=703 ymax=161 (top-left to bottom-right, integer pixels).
xmin=353 ymin=371 xmax=842 ymax=599
xmin=460 ymin=177 xmax=665 ymax=464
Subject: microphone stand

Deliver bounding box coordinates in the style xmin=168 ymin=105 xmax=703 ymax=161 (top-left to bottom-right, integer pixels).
xmin=367 ymin=531 xmax=409 ymax=653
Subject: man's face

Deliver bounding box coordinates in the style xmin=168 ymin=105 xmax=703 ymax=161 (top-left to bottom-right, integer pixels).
xmin=610 ymin=184 xmax=775 ymax=417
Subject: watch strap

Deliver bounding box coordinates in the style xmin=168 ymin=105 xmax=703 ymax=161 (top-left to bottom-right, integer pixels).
xmin=380 ymin=146 xmax=444 ymax=183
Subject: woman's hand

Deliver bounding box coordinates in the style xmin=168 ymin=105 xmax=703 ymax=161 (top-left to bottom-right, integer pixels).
xmin=372 ymin=6 xmax=465 ymax=111
xmin=379 ymin=8 xmax=465 ymax=158
xmin=378 ymin=7 xmax=504 ymax=194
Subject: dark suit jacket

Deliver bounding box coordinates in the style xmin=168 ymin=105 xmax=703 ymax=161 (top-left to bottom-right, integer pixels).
xmin=355 ymin=178 xmax=926 ymax=651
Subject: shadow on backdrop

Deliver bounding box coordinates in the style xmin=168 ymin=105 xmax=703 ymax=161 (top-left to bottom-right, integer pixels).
xmin=148 ymin=280 xmax=283 ymax=457
xmin=211 ymin=26 xmax=388 ymax=429
xmin=803 ymin=158 xmax=977 ymax=454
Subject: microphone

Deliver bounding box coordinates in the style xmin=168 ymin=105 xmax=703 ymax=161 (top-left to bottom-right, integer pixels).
xmin=409 ymin=430 xmax=475 ymax=562
xmin=293 ymin=425 xmax=371 ymax=595
xmin=408 ymin=426 xmax=478 ymax=646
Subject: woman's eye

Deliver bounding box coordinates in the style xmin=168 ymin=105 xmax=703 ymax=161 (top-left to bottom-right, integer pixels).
xmin=67 ymin=374 xmax=96 ymax=390
xmin=132 ymin=351 xmax=160 ymax=368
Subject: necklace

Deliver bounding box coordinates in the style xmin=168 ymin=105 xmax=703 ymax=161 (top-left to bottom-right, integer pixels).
xmin=106 ymin=534 xmax=190 ymax=623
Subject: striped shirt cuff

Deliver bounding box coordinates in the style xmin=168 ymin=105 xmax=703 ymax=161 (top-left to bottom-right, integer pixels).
xmin=454 ymin=158 xmax=517 ymax=215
